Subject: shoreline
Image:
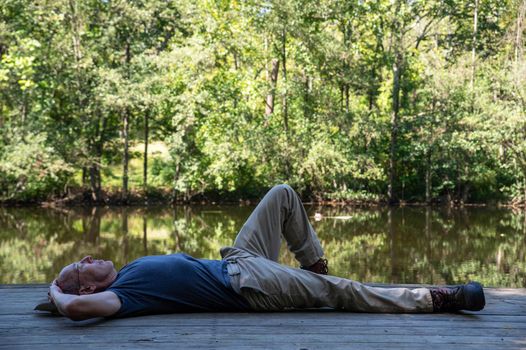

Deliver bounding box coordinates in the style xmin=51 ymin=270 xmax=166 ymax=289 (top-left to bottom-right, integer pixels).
xmin=1 ymin=189 xmax=523 ymax=209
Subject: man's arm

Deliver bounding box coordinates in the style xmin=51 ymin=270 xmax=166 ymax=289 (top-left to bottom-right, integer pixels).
xmin=49 ymin=280 xmax=121 ymax=321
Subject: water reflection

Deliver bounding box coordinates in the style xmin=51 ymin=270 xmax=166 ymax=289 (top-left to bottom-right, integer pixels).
xmin=0 ymin=205 xmax=524 ymax=287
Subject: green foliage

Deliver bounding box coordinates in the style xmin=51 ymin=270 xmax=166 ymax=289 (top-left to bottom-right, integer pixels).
xmin=0 ymin=0 xmax=525 ymax=203
xmin=0 ymin=133 xmax=73 ymax=200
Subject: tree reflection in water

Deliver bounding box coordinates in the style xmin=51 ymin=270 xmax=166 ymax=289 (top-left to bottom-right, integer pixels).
xmin=0 ymin=206 xmax=524 ymax=287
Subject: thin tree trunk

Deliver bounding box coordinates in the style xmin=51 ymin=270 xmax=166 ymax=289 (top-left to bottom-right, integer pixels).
xmin=264 ymin=37 xmax=269 ymax=81
xmin=122 ymin=42 xmax=131 ymax=203
xmin=388 ymin=1 xmax=402 ymax=205
xmin=341 ymin=20 xmax=351 ymax=115
xmin=388 ymin=55 xmax=402 ymax=204
xmin=281 ymin=29 xmax=288 ymax=134
xmin=345 ymin=85 xmax=350 ymax=114
xmin=122 ymin=108 xmax=130 ymax=202
xmin=456 ymin=162 xmax=461 ymax=203
xmin=69 ymin=0 xmax=98 ymax=200
xmin=89 ymin=164 xmax=101 ymax=202
xmin=340 ymin=85 xmax=344 ymax=110
xmin=82 ymin=167 xmax=87 ymax=188
xmin=96 ymin=113 xmax=106 ymax=196
xmin=368 ymin=68 xmax=376 ymax=111
xmin=303 ymin=70 xmax=311 ymax=120
xmin=88 ymin=111 xmax=106 ymax=203
xmin=143 ymin=110 xmax=149 ymax=198
xmin=265 ymin=59 xmax=279 ymax=115
xmin=280 ymin=29 xmax=292 ymax=179
xmin=96 ymin=164 xmax=101 ymax=196
xmin=516 ymin=1 xmax=526 ymax=62
xmin=462 ymin=183 xmax=470 ymax=204
xmin=470 ymin=0 xmax=478 ymax=93
xmin=233 ymin=51 xmax=238 ymax=70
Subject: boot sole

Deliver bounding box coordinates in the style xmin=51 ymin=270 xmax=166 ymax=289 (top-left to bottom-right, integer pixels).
xmin=463 ymin=281 xmax=486 ymax=311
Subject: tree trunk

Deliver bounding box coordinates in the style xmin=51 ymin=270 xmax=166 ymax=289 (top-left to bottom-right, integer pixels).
xmin=82 ymin=167 xmax=87 ymax=188
xmin=96 ymin=113 xmax=106 ymax=196
xmin=143 ymin=110 xmax=149 ymax=198
xmin=388 ymin=1 xmax=403 ymax=205
xmin=122 ymin=108 xmax=130 ymax=203
xmin=340 ymin=85 xmax=344 ymax=110
xmin=233 ymin=51 xmax=239 ymax=70
xmin=281 ymin=29 xmax=288 ymax=134
xmin=280 ymin=29 xmax=292 ymax=179
xmin=89 ymin=164 xmax=101 ymax=202
xmin=516 ymin=0 xmax=526 ymax=62
xmin=470 ymin=0 xmax=478 ymax=93
xmin=462 ymin=183 xmax=470 ymax=204
xmin=341 ymin=19 xmax=351 ymax=116
xmin=344 ymin=84 xmax=349 ymax=114
xmin=70 ymin=0 xmax=105 ymax=204
xmin=88 ymin=111 xmax=106 ymax=203
xmin=69 ymin=0 xmax=102 ymax=201
xmin=303 ymin=70 xmax=311 ymax=120
xmin=456 ymin=162 xmax=461 ymax=203
xmin=265 ymin=59 xmax=279 ymax=115
xmin=122 ymin=42 xmax=131 ymax=203
xmin=388 ymin=55 xmax=402 ymax=204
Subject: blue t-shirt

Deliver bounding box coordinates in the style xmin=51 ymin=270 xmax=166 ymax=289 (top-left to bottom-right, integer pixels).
xmin=107 ymin=254 xmax=250 ymax=318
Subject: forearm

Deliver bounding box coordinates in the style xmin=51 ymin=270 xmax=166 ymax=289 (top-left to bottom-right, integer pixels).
xmin=49 ymin=288 xmax=78 ymax=318
xmin=48 ymin=282 xmax=120 ymax=320
xmin=49 ymin=282 xmax=92 ymax=321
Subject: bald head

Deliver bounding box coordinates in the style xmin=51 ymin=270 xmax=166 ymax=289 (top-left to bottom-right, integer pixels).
xmin=57 ymin=264 xmax=80 ymax=295
xmin=56 ymin=256 xmax=118 ymax=295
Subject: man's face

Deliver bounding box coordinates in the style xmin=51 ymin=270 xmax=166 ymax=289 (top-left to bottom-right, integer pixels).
xmin=58 ymin=255 xmax=118 ymax=294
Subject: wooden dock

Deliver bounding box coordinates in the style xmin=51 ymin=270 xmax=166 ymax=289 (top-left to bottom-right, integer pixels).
xmin=1 ymin=284 xmax=525 ymax=349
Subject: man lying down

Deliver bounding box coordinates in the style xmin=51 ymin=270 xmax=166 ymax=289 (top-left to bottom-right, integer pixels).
xmin=46 ymin=185 xmax=485 ymax=321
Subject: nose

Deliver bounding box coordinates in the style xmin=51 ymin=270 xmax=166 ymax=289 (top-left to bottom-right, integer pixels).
xmin=80 ymin=256 xmax=93 ymax=264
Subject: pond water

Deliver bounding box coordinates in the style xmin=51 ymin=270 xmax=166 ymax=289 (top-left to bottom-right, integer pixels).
xmin=0 ymin=205 xmax=524 ymax=287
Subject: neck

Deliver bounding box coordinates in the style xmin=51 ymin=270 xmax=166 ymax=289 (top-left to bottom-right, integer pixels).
xmin=93 ymin=270 xmax=118 ymax=293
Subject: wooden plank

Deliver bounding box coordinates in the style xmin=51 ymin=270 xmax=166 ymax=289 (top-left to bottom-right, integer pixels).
xmin=1 ymin=343 xmax=524 ymax=350
xmin=1 ymin=331 xmax=525 ymax=345
xmin=1 ymin=324 xmax=525 ymax=338
xmin=0 ymin=315 xmax=526 ymax=334
xmin=1 ymin=285 xmax=525 ymax=350
xmin=30 ymin=312 xmax=526 ymax=322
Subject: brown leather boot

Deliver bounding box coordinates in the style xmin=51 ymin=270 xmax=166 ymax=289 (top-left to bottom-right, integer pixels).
xmin=429 ymin=282 xmax=485 ymax=312
xmin=300 ymin=258 xmax=329 ymax=275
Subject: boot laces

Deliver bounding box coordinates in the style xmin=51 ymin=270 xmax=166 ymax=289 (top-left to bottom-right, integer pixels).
xmin=431 ymin=286 xmax=462 ymax=311
xmin=301 ymin=258 xmax=329 ymax=275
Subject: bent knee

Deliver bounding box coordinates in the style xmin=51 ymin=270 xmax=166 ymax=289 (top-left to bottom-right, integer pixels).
xmin=271 ymin=184 xmax=293 ymax=192
xmin=272 ymin=184 xmax=293 ymax=190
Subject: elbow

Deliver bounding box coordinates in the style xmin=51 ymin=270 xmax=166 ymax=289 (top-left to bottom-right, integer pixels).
xmin=64 ymin=299 xmax=89 ymax=321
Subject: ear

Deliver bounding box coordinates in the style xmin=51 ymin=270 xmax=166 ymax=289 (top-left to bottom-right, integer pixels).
xmin=79 ymin=285 xmax=96 ymax=295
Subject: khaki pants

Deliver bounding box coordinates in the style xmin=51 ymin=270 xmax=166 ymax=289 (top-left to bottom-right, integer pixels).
xmin=221 ymin=184 xmax=433 ymax=313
